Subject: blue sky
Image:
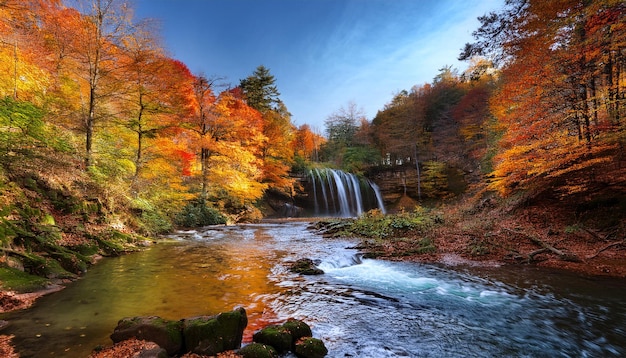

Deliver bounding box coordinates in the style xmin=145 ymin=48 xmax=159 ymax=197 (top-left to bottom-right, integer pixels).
xmin=133 ymin=0 xmax=503 ymax=131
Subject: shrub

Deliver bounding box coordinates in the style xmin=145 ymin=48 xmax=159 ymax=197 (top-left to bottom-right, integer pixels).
xmin=174 ymin=199 xmax=227 ymax=227
xmin=344 ymin=208 xmax=435 ymax=240
xmin=140 ymin=210 xmax=172 ymax=235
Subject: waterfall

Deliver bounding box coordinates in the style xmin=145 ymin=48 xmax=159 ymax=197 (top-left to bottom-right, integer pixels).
xmin=308 ymin=168 xmax=386 ymax=217
xmin=369 ymin=181 xmax=387 ymax=215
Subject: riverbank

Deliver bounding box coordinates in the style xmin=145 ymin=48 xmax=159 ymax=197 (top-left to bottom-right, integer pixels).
xmin=0 ymin=216 xmax=624 ymax=356
xmin=3 ymin=201 xmax=624 ymax=315
xmin=316 ymin=192 xmax=626 ymax=279
xmin=1 ymin=197 xmax=623 ymax=356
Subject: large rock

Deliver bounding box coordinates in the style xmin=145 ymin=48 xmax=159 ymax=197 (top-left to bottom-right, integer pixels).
xmin=252 ymin=325 xmax=292 ymax=353
xmin=110 ymin=316 xmax=183 ymax=355
xmin=282 ymin=319 xmax=312 ymax=348
xmin=294 ymin=337 xmax=328 ymax=358
xmin=289 ymin=258 xmax=324 ymax=275
xmin=183 ymin=306 xmax=248 ymax=355
xmin=237 ymin=342 xmax=279 ymax=358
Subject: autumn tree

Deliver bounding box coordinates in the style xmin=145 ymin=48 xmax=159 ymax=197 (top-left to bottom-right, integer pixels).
xmin=0 ymin=1 xmax=51 ymax=103
xmin=293 ymin=124 xmax=324 ymax=162
xmin=184 ymin=77 xmax=268 ymax=216
xmin=66 ymin=0 xmax=133 ymax=168
xmin=239 ymin=66 xmax=296 ymax=195
xmin=372 ymin=89 xmax=425 ymax=165
xmin=450 ymin=75 xmax=496 ymax=175
xmin=369 ymin=65 xmax=478 ymax=200
xmin=116 ymin=23 xmax=194 ymax=192
xmin=207 ymin=90 xmax=267 ymax=214
xmin=462 ymin=0 xmax=626 ymax=196
xmin=260 ymin=101 xmax=296 ymax=193
xmin=186 ymin=75 xmax=218 ymax=199
xmin=342 ymin=117 xmax=381 ymax=173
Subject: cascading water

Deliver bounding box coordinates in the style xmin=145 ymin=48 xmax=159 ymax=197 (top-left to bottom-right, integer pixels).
xmin=308 ymin=168 xmax=386 ymax=217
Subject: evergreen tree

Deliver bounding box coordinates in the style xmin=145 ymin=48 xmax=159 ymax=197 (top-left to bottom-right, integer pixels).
xmin=239 ymin=65 xmax=281 ymax=113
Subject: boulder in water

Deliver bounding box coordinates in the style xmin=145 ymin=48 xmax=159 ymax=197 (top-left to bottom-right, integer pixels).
xmin=282 ymin=319 xmax=313 ymax=348
xmin=252 ymin=325 xmax=292 ymax=353
xmin=182 ymin=306 xmax=248 ymax=355
xmin=109 ymin=316 xmax=183 ymax=355
xmin=289 ymin=258 xmax=324 ymax=275
xmin=238 ymin=342 xmax=279 ymax=358
xmin=294 ymin=337 xmax=328 ymax=358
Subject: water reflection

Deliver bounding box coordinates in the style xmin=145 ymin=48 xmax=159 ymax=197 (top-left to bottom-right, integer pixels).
xmin=2 ymin=221 xmax=625 ymax=358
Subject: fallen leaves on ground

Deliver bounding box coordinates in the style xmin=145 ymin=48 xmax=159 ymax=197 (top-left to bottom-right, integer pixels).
xmin=0 ymin=335 xmax=18 ymax=358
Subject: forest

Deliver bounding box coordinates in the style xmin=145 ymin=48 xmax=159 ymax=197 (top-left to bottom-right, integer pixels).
xmin=0 ymin=0 xmax=625 ymax=286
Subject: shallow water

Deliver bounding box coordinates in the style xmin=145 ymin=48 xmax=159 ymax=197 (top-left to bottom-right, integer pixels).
xmin=2 ymin=221 xmax=626 ymax=357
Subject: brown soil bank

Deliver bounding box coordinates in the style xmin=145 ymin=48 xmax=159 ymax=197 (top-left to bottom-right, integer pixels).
xmin=375 ymin=191 xmax=626 ymax=278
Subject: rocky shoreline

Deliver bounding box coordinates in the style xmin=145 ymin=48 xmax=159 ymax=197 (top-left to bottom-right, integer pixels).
xmin=91 ymin=308 xmax=327 ymax=358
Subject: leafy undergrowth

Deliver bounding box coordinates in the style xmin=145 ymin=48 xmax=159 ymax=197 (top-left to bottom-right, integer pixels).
xmin=89 ymin=338 xmax=243 ymax=358
xmin=0 ymin=335 xmax=18 ymax=358
xmin=314 ymin=188 xmax=626 ymax=277
xmin=313 ymin=208 xmax=439 ymax=258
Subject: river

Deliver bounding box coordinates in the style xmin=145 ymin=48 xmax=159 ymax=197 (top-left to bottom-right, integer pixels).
xmin=2 ymin=221 xmax=625 ymax=357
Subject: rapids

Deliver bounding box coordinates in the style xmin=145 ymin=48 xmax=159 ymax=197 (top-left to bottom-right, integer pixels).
xmin=1 ymin=221 xmax=625 ymax=357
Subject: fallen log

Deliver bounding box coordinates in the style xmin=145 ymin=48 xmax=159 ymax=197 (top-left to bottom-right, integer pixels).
xmin=587 ymin=240 xmax=626 ymax=260
xmin=503 ymin=228 xmax=582 ymax=263
xmin=527 ymin=248 xmax=549 ymax=262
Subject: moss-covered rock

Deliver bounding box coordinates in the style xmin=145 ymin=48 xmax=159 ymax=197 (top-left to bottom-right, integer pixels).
xmin=92 ymin=230 xmax=142 ymax=256
xmin=294 ymin=337 xmax=328 ymax=358
xmin=252 ymin=325 xmax=292 ymax=353
xmin=49 ymin=250 xmax=88 ymax=274
xmin=237 ymin=342 xmax=279 ymax=358
xmin=289 ymin=258 xmax=324 ymax=275
xmin=18 ymin=252 xmax=75 ymax=279
xmin=282 ymin=319 xmax=312 ymax=346
xmin=0 ymin=266 xmax=49 ymax=292
xmin=110 ymin=316 xmax=183 ymax=355
xmin=72 ymin=243 xmax=100 ymax=256
xmin=182 ymin=307 xmax=248 ymax=355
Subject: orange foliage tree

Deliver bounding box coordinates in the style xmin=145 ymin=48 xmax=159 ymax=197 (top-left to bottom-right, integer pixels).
xmin=239 ymin=66 xmax=297 ymax=196
xmin=116 ymin=24 xmax=195 ymax=192
xmin=463 ymin=0 xmax=626 ymax=196
xmin=293 ymin=124 xmax=325 ymax=162
xmin=183 ymin=78 xmax=267 ymax=212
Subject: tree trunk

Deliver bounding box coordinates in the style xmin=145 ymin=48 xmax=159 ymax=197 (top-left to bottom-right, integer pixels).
xmin=134 ymin=130 xmax=143 ymax=178
xmin=85 ymin=84 xmax=96 ymax=168
xmin=590 ymin=78 xmax=599 ymax=136
xmin=579 ymin=82 xmax=591 ymax=145
xmin=607 ymin=50 xmax=616 ymax=123
xmin=134 ymin=97 xmax=145 ymax=179
xmin=201 ymin=147 xmax=210 ymax=199
xmin=414 ymin=143 xmax=421 ymax=201
xmin=615 ymin=50 xmax=622 ymax=124
xmin=12 ymin=38 xmax=18 ymax=99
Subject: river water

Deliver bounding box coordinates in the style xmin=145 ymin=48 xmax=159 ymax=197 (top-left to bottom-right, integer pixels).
xmin=2 ymin=221 xmax=626 ymax=357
